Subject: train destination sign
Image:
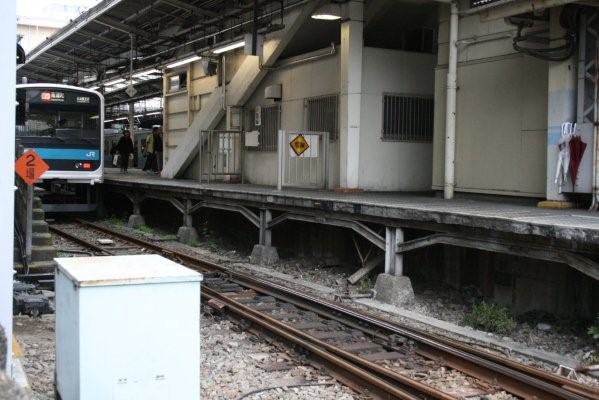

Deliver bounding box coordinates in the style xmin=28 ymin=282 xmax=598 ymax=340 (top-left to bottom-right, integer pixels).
xmin=15 ymin=149 xmax=49 ymax=185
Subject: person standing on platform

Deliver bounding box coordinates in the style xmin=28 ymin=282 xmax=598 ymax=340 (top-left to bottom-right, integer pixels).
xmin=154 ymin=126 xmax=163 ymax=173
xmin=143 ymin=128 xmax=156 ymax=172
xmin=116 ymin=129 xmax=134 ymax=172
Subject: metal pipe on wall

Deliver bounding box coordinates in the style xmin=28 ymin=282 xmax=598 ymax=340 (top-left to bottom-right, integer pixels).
xmin=222 ymin=54 xmax=226 ymax=111
xmin=591 ymin=35 xmax=599 ymax=210
xmin=444 ymin=1 xmax=459 ymax=199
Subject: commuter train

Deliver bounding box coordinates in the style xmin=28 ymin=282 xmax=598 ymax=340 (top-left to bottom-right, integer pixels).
xmin=15 ymin=83 xmax=104 ymax=212
xmin=104 ymin=127 xmax=150 ymax=170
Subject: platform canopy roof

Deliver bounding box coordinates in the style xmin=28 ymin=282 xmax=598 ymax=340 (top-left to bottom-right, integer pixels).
xmin=16 ymin=0 xmax=312 ymax=106
xmin=16 ymin=0 xmax=440 ymax=108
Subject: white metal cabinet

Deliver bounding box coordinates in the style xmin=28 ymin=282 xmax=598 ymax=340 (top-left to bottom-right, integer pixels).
xmin=55 ymin=254 xmax=202 ymax=400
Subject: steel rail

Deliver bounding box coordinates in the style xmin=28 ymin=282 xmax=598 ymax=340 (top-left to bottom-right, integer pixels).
xmin=75 ymin=219 xmax=598 ymax=399
xmin=202 ymin=286 xmax=426 ymax=400
xmin=49 ymin=225 xmax=114 ymax=256
xmin=231 ymin=274 xmax=594 ymax=400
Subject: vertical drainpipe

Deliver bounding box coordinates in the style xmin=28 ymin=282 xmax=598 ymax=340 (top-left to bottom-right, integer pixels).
xmin=444 ymin=1 xmax=459 ymax=199
xmin=592 ymin=51 xmax=599 ymax=210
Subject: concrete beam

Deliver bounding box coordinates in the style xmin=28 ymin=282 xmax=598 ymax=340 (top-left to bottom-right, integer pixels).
xmin=396 ymin=233 xmax=599 ymax=281
xmin=202 ymin=202 xmax=260 ymax=228
xmin=269 ymin=212 xmax=385 ymax=250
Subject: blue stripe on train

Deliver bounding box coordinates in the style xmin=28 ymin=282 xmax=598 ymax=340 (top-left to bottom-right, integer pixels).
xmin=26 ymin=148 xmax=100 ymax=160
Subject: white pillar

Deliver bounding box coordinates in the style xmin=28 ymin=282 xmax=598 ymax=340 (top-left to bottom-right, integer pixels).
xmin=443 ymin=1 xmax=458 ymax=199
xmin=546 ymin=7 xmax=576 ymax=201
xmin=339 ymin=1 xmax=363 ymax=189
xmin=2 ymin=0 xmax=16 ymax=373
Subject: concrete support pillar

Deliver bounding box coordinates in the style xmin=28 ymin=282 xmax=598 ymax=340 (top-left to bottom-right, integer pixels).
xmin=546 ymin=7 xmax=577 ymax=201
xmin=252 ymin=208 xmax=278 ymax=265
xmin=339 ymin=1 xmax=363 ymax=189
xmin=384 ymin=227 xmax=404 ymax=276
xmin=376 ymin=226 xmax=412 ymax=306
xmin=127 ymin=197 xmax=145 ymax=229
xmin=258 ymin=209 xmax=272 ymax=246
xmin=178 ymin=199 xmax=199 ymax=244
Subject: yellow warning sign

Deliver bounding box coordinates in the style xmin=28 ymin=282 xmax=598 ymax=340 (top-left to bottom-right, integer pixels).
xmin=289 ymin=134 xmax=309 ymax=156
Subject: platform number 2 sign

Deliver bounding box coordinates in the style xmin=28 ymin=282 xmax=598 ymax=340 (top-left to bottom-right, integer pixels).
xmin=15 ymin=149 xmax=49 ymax=186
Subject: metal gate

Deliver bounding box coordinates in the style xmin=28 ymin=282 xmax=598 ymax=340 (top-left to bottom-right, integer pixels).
xmin=198 ymin=130 xmax=243 ymax=183
xmin=277 ymin=130 xmax=328 ymax=189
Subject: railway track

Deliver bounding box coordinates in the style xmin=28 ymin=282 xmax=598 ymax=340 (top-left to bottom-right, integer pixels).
xmin=49 ymin=219 xmax=599 ymax=399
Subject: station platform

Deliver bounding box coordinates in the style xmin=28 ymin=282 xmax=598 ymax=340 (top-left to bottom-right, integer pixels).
xmin=102 ymin=167 xmax=599 ymax=247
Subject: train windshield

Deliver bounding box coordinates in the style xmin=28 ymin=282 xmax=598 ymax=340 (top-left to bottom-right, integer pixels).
xmin=16 ymin=87 xmax=101 ymax=146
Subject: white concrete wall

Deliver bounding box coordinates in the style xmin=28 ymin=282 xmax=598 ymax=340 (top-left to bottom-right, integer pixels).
xmin=359 ymin=47 xmax=436 ymax=191
xmin=432 ymin=2 xmax=548 ymax=197
xmin=242 ymin=46 xmax=435 ymax=190
xmin=243 ymin=50 xmax=341 ymax=187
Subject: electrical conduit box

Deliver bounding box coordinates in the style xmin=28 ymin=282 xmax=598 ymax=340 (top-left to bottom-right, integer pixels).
xmin=54 ymin=254 xmax=202 ymax=400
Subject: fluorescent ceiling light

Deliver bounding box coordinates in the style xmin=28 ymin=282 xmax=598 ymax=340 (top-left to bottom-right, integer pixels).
xmin=311 ymin=3 xmax=342 ymax=20
xmin=132 ymin=69 xmax=161 ymax=78
xmin=104 ymin=77 xmax=125 ymax=86
xmin=145 ymin=111 xmax=162 ymax=116
xmin=213 ymin=41 xmax=245 ymax=54
xmin=166 ymin=55 xmax=201 ymax=69
xmin=105 ymin=119 xmax=114 ymax=123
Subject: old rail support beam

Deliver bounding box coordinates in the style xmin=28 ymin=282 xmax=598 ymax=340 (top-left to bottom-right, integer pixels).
xmin=385 ymin=226 xmax=404 ymax=276
xmin=251 ymin=208 xmax=279 ymax=265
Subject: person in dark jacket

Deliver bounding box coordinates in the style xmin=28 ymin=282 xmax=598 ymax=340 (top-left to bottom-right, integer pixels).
xmin=115 ymin=129 xmax=134 ymax=172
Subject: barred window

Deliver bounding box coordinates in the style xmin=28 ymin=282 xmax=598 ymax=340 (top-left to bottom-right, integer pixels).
xmin=382 ymin=94 xmax=433 ymax=142
xmin=305 ymin=94 xmax=339 ymax=140
xmin=247 ymin=104 xmax=280 ymax=151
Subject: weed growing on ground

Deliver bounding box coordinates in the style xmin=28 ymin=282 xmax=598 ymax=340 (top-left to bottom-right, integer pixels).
xmin=206 ymin=241 xmax=219 ymax=253
xmin=162 ymin=234 xmax=177 ymax=240
xmin=138 ymin=225 xmax=154 ymax=234
xmin=463 ymin=301 xmax=516 ymax=335
xmin=588 ymin=314 xmax=599 ymax=363
xmin=358 ymin=275 xmax=374 ymax=292
xmin=106 ymin=215 xmax=126 ymax=226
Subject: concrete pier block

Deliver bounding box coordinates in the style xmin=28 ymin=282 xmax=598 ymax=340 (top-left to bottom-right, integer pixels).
xmin=373 ymin=273 xmax=414 ymax=307
xmin=250 ymin=245 xmax=279 ymax=265
xmin=127 ymin=214 xmax=146 ymax=229
xmin=177 ymin=226 xmax=200 ymax=244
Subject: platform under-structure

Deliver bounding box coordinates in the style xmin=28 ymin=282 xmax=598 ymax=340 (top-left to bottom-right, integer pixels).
xmin=100 ymin=168 xmax=599 ymax=318
xmin=14 ymin=178 xmax=56 ymax=283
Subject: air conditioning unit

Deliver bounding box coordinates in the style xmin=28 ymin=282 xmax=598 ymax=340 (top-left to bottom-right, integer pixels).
xmin=265 ymin=84 xmax=282 ymax=100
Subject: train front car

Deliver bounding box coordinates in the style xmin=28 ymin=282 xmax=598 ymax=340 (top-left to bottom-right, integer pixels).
xmin=16 ymin=84 xmax=104 ymax=212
